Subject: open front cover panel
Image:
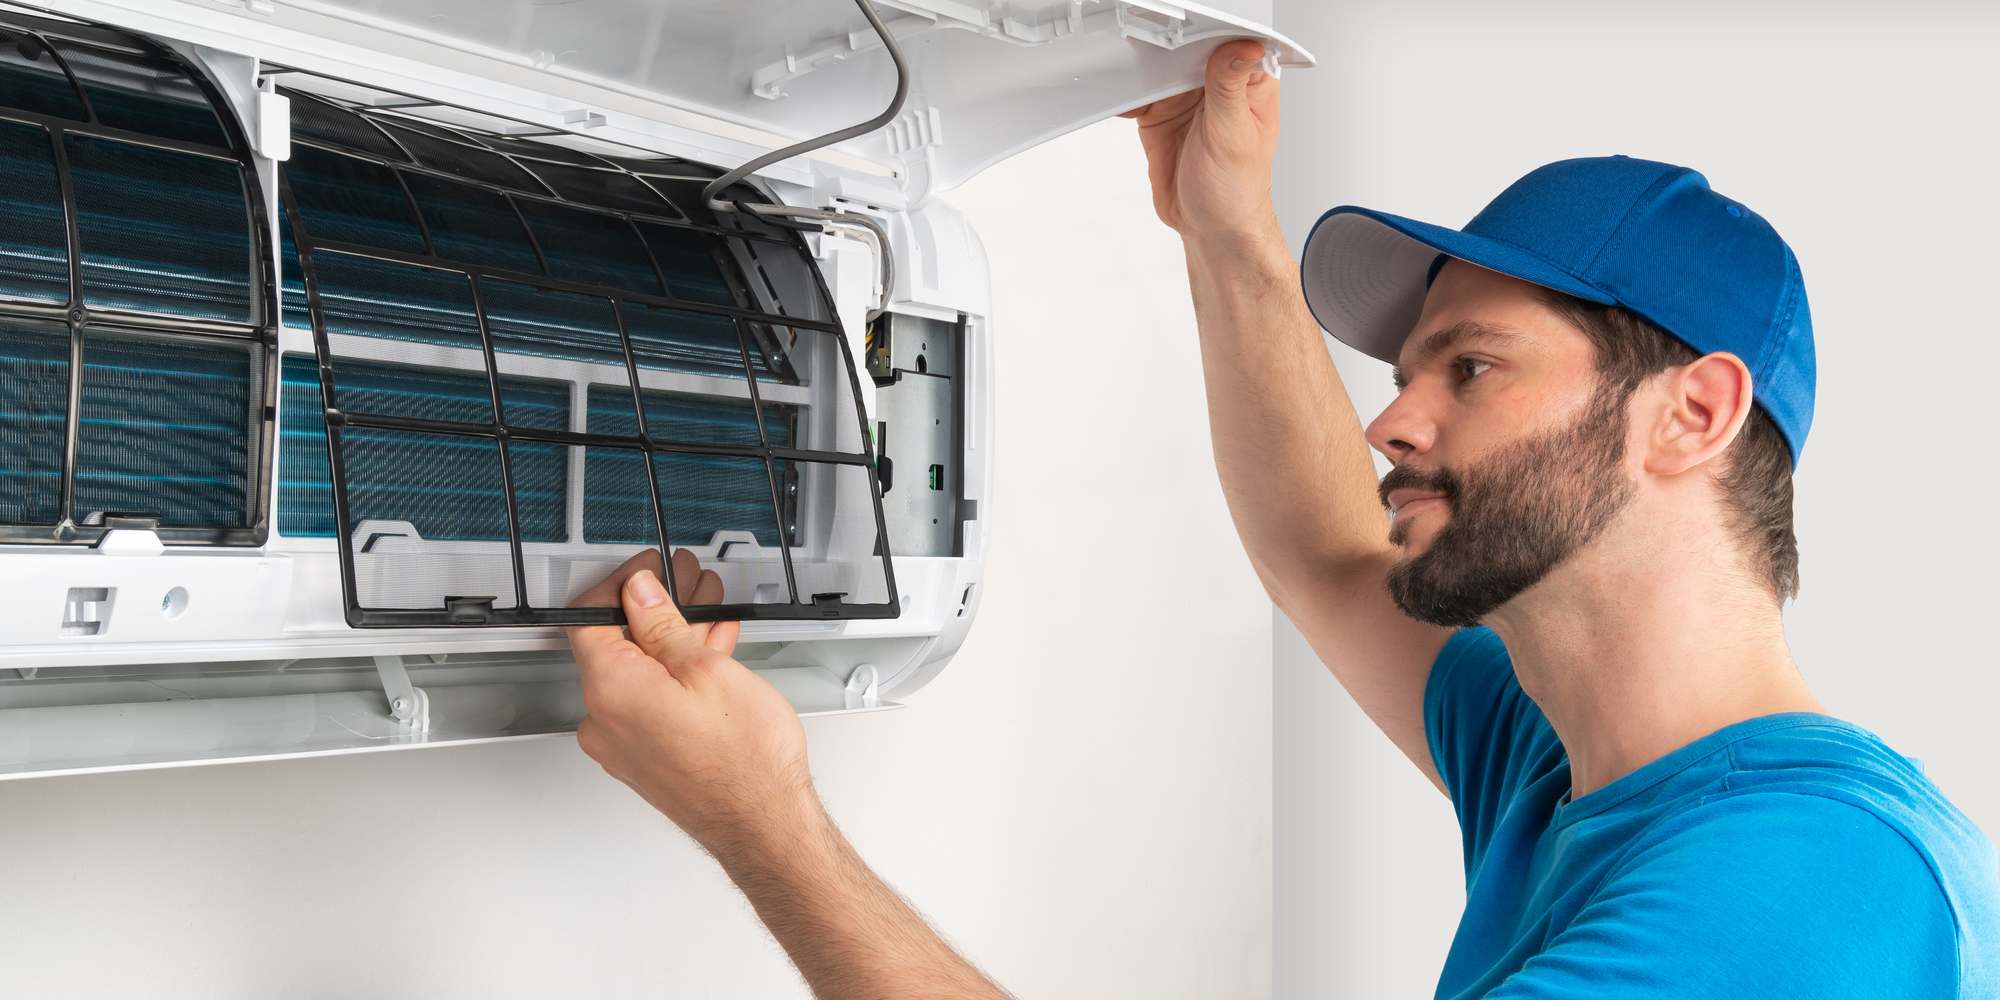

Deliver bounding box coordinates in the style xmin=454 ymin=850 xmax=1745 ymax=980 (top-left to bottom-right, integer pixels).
xmin=275 ymin=76 xmax=896 ymax=627
xmin=232 ymin=0 xmax=1312 ymax=199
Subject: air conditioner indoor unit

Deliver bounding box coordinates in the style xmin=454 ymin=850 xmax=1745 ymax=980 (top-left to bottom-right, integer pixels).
xmin=0 ymin=0 xmax=1309 ymax=778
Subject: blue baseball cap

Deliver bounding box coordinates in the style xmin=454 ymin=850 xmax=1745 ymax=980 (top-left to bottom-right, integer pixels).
xmin=1299 ymin=155 xmax=1815 ymax=466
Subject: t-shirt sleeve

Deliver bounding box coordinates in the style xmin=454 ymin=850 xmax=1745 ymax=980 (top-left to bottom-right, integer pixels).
xmin=1483 ymin=793 xmax=1961 ymax=999
xmin=1423 ymin=625 xmax=1562 ymax=875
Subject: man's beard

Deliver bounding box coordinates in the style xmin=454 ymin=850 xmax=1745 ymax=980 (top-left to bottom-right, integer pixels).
xmin=1380 ymin=382 xmax=1635 ymax=628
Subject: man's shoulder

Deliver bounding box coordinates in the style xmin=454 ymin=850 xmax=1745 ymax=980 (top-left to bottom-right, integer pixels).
xmin=1714 ymin=716 xmax=1992 ymax=871
xmin=1628 ymin=719 xmax=2000 ymax=998
xmin=1636 ymin=779 xmax=1956 ymax=879
xmin=1564 ymin=787 xmax=1971 ymax=1000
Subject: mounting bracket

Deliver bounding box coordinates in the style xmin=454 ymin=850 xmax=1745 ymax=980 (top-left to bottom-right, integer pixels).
xmin=844 ymin=662 xmax=881 ymax=710
xmin=372 ymin=655 xmax=430 ymax=731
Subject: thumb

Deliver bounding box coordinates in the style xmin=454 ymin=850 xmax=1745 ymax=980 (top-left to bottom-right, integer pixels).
xmin=622 ymin=569 xmax=704 ymax=668
xmin=1204 ymin=38 xmax=1268 ymax=107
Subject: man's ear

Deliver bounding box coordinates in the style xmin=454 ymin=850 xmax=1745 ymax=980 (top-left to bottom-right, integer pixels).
xmin=1642 ymin=351 xmax=1754 ymax=476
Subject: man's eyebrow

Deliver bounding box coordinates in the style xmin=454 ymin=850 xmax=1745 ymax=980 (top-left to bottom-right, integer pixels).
xmin=1390 ymin=321 xmax=1532 ymax=390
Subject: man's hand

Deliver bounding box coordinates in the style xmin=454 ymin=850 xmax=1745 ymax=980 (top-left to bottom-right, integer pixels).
xmin=568 ymin=549 xmax=816 ymax=860
xmin=567 ymin=550 xmax=1012 ymax=999
xmin=1122 ymin=37 xmax=1283 ymax=244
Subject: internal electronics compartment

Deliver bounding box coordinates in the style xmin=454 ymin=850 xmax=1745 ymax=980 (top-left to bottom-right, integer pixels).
xmin=867 ymin=311 xmax=963 ymax=558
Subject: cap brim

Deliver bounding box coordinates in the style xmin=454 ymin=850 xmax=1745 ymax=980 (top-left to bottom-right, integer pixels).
xmin=1299 ymin=207 xmax=1615 ymax=363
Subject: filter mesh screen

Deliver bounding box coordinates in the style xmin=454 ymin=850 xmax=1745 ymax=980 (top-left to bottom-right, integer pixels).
xmin=313 ymin=253 xmax=481 ymax=354
xmin=53 ymin=40 xmax=228 ymax=147
xmin=0 ymin=29 xmax=85 ymax=120
xmin=649 ymin=452 xmax=799 ymax=608
xmin=286 ymin=145 xmax=426 ymax=254
xmin=653 ymin=452 xmax=781 ymax=551
xmin=776 ymin=460 xmax=891 ymax=607
xmin=637 ymin=222 xmax=736 ymax=307
xmin=342 ymin=427 xmax=521 ymax=612
xmin=286 ymin=93 xmax=409 ymax=162
xmin=624 ymin=302 xmax=750 ymax=380
xmin=332 ymin=358 xmax=493 ymax=425
xmin=586 ymin=382 xmax=768 ymax=449
xmin=267 ymin=65 xmax=899 ymax=623
xmin=522 ymin=160 xmax=676 ymax=217
xmin=277 ymin=203 xmax=311 ymax=330
xmin=516 ymin=201 xmax=661 ymax=296
xmin=75 ymin=331 xmax=257 ymax=529
xmin=472 ymin=132 xmax=607 ymax=167
xmin=530 ymin=444 xmax=661 ymax=611
xmin=580 ymin=384 xmax=779 ymax=549
xmin=0 ymin=121 xmax=69 ymax=305
xmin=67 ymin=135 xmax=253 ymax=321
xmin=404 ymin=173 xmax=541 ymax=275
xmin=376 ymin=120 xmax=550 ymax=196
xmin=281 ymin=354 xmax=568 ymax=541
xmin=482 ymin=279 xmax=623 ymax=369
xmin=277 ymin=354 xmax=336 ymax=537
xmin=0 ymin=14 xmax=275 ymax=545
xmin=0 ymin=319 xmax=70 ymax=525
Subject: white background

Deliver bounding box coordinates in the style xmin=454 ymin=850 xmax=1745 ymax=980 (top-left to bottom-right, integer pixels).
xmin=1271 ymin=1 xmax=2000 ymax=996
xmin=3 ymin=2 xmax=1995 ymax=997
xmin=0 ymin=124 xmax=1272 ymax=996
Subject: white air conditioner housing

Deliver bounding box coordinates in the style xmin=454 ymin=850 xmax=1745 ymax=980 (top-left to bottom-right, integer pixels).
xmin=0 ymin=0 xmax=1309 ymax=779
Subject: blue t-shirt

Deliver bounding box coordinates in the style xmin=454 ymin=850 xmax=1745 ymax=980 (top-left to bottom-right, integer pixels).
xmin=1425 ymin=625 xmax=2000 ymax=999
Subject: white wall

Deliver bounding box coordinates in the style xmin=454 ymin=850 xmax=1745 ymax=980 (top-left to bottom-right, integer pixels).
xmin=0 ymin=122 xmax=1273 ymax=999
xmin=1269 ymin=2 xmax=2000 ymax=996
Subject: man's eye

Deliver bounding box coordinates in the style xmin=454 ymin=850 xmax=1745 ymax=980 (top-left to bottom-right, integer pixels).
xmin=1454 ymin=357 xmax=1491 ymax=382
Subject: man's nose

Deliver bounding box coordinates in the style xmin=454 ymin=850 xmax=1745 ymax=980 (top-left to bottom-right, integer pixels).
xmin=1365 ymin=392 xmax=1438 ymax=465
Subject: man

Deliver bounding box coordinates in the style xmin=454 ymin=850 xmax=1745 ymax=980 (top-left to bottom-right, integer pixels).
xmin=567 ymin=39 xmax=2000 ymax=998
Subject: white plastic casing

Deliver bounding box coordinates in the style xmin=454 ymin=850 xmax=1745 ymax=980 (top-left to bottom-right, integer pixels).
xmin=0 ymin=0 xmax=1306 ymax=779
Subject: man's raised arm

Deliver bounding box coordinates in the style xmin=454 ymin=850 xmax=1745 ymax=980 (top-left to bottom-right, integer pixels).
xmin=1125 ymin=40 xmax=1453 ymax=784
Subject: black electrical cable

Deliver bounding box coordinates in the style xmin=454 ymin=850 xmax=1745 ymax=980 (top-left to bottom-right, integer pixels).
xmin=703 ymin=0 xmax=906 ymax=316
xmin=700 ymin=0 xmax=908 ymax=208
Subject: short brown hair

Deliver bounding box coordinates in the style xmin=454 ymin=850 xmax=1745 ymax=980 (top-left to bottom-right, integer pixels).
xmin=1535 ymin=290 xmax=1800 ymax=604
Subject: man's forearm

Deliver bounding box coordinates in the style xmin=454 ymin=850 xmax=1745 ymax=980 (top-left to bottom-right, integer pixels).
xmin=716 ymin=794 xmax=1010 ymax=1000
xmin=1183 ymin=220 xmax=1388 ymax=600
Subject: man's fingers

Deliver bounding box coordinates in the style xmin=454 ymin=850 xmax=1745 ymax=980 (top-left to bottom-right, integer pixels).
xmin=567 ymin=548 xmax=667 ymax=682
xmin=1124 ymin=89 xmax=1201 ymax=127
xmin=1204 ymin=37 xmax=1268 ymax=105
xmin=669 ymin=549 xmax=727 ymax=607
xmin=703 ymin=619 xmax=741 ymax=655
xmin=570 ymin=619 xmax=685 ymax=722
xmin=671 ymin=547 xmax=703 ymax=600
xmin=670 ymin=554 xmax=731 ymax=650
xmin=568 ymin=548 xmax=743 ymax=683
xmin=622 ymin=568 xmax=704 ymax=678
xmin=567 ymin=621 xmax=637 ymax=685
xmin=690 ymin=568 xmax=725 ymax=606
xmin=571 ymin=548 xmax=666 ymax=611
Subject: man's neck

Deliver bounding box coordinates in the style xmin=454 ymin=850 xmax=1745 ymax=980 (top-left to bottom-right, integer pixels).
xmin=1481 ymin=523 xmax=1822 ymax=799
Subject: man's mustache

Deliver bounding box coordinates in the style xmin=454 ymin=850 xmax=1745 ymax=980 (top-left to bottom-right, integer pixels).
xmin=1378 ymin=464 xmax=1459 ymax=512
